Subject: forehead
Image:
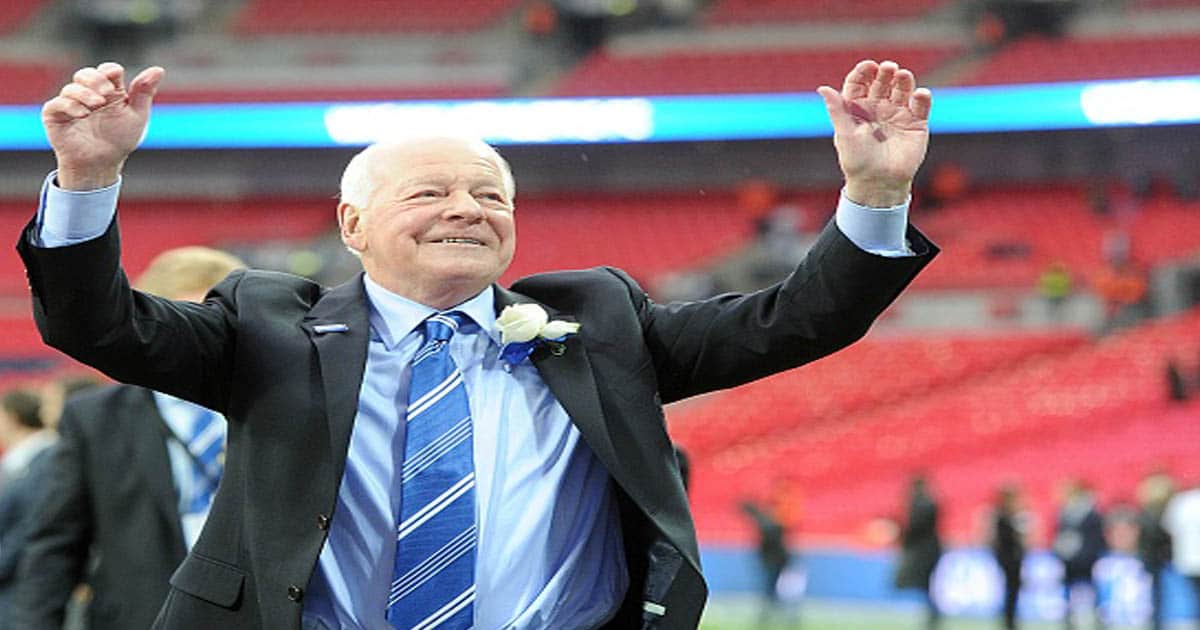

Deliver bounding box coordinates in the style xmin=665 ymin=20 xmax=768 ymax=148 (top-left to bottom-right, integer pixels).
xmin=374 ymin=138 xmax=505 ymax=185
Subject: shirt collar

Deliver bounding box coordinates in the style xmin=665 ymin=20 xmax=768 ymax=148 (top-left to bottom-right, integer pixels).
xmin=0 ymin=429 xmax=56 ymax=476
xmin=362 ymin=275 xmax=500 ymax=350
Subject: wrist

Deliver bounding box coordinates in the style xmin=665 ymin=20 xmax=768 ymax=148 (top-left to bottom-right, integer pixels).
xmin=55 ymin=162 xmax=123 ymax=191
xmin=844 ymin=179 xmax=911 ymax=208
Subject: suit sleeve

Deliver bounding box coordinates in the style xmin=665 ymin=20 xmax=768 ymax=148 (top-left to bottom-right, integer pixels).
xmin=0 ymin=479 xmax=31 ymax=582
xmin=9 ymin=410 xmax=93 ymax=629
xmin=628 ymin=220 xmax=937 ymax=404
xmin=16 ymin=217 xmax=239 ymax=411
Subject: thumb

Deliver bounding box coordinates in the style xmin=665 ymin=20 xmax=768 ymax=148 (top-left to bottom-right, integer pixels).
xmin=127 ymin=66 xmax=165 ymax=115
xmin=816 ymin=85 xmax=852 ymax=135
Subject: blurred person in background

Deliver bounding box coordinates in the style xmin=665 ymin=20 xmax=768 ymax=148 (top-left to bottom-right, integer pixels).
xmin=1038 ymin=262 xmax=1073 ymax=322
xmin=1094 ymin=259 xmax=1148 ymax=334
xmin=740 ymin=481 xmax=803 ymax=630
xmin=895 ymin=474 xmax=943 ymax=630
xmin=1137 ymin=471 xmax=1174 ymax=630
xmin=38 ymin=373 xmax=103 ymax=432
xmin=710 ymin=180 xmax=815 ymax=295
xmin=978 ymin=0 xmax=1079 ymax=41
xmin=992 ymin=483 xmax=1027 ymax=630
xmin=1167 ymin=358 xmax=1191 ymax=403
xmin=739 ymin=500 xmax=789 ymax=628
xmin=10 ymin=247 xmax=242 ymax=630
xmin=0 ymin=387 xmax=51 ymax=626
xmin=29 ymin=371 xmax=101 ymax=630
xmin=20 ymin=57 xmax=937 ymax=629
xmin=1052 ymin=479 xmax=1108 ymax=630
xmin=1164 ymin=480 xmax=1200 ymax=630
xmin=75 ymin=0 xmax=203 ymax=65
xmin=552 ymin=0 xmax=618 ymax=58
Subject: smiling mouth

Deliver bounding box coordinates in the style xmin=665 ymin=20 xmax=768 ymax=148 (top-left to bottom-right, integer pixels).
xmin=433 ymin=238 xmax=484 ymax=246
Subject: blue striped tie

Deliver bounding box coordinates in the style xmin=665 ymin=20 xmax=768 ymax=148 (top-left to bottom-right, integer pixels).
xmin=387 ymin=312 xmax=476 ymax=629
xmin=186 ymin=408 xmax=223 ymax=513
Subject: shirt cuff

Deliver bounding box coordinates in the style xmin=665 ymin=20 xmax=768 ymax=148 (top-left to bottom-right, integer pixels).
xmin=35 ymin=170 xmax=121 ymax=248
xmin=834 ymin=189 xmax=914 ymax=258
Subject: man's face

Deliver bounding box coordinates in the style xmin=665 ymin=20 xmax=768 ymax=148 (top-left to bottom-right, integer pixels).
xmin=340 ymin=138 xmax=516 ymax=307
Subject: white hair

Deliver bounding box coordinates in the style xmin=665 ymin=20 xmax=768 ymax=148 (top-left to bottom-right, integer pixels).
xmin=338 ymin=136 xmax=516 ymax=209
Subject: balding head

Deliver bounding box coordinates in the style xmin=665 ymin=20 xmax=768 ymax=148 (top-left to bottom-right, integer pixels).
xmin=340 ymin=136 xmax=515 ymax=210
xmin=336 ymin=136 xmax=518 ymax=309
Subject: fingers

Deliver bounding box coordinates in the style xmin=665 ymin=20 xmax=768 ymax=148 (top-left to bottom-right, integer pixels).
xmin=817 ymin=85 xmax=851 ymax=135
xmin=42 ymin=96 xmax=91 ymax=122
xmin=128 ymin=66 xmax=165 ymax=114
xmin=910 ymin=87 xmax=933 ymax=121
xmin=60 ymin=83 xmax=106 ymax=109
xmin=890 ymin=68 xmax=915 ymax=107
xmin=840 ymin=58 xmax=931 ymax=118
xmin=43 ymin=63 xmax=164 ymax=123
xmin=842 ymin=59 xmax=878 ymax=101
xmin=869 ymin=60 xmax=898 ymax=101
xmin=72 ymin=64 xmax=123 ymax=102
xmin=43 ymin=78 xmax=111 ymax=123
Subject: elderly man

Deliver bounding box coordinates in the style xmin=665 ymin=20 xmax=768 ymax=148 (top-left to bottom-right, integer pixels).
xmin=18 ymin=60 xmax=937 ymax=629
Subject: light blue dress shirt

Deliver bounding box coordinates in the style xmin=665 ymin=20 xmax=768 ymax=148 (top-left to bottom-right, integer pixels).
xmin=33 ymin=171 xmax=914 ymax=629
xmin=301 ymin=280 xmax=627 ymax=629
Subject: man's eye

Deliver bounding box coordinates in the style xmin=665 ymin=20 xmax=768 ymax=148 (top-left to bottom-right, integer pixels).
xmin=413 ymin=190 xmax=442 ymax=198
xmin=477 ymin=192 xmax=505 ymax=202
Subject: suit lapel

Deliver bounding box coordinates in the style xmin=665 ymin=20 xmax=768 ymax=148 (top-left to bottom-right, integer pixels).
xmin=302 ymin=275 xmax=371 ymax=486
xmin=132 ymin=388 xmax=188 ymax=555
xmin=492 ymin=286 xmax=623 ymax=482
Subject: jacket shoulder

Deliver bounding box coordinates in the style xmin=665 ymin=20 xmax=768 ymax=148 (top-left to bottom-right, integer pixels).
xmin=212 ymin=269 xmax=324 ymax=305
xmin=510 ymin=266 xmax=645 ymax=304
xmin=58 ymin=384 xmax=153 ymax=430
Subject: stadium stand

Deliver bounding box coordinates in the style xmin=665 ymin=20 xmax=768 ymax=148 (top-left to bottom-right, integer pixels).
xmin=912 ymin=184 xmax=1200 ymax=289
xmin=231 ymin=0 xmax=521 ymax=34
xmin=153 ymin=83 xmax=507 ymax=103
xmin=1130 ymin=0 xmax=1200 ymax=8
xmin=0 ymin=60 xmax=66 ymax=104
xmin=667 ymin=331 xmax=1090 ymax=459
xmin=682 ymin=308 xmax=1200 ymax=544
xmin=551 ymin=44 xmax=961 ymax=96
xmin=0 ymin=0 xmax=46 ymax=34
xmin=705 ymin=0 xmax=950 ymax=25
xmin=498 ymin=190 xmax=753 ymax=285
xmin=958 ymin=33 xmax=1200 ymax=85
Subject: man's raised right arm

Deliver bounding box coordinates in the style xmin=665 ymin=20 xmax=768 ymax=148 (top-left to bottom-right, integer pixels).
xmin=19 ymin=63 xmax=237 ymax=412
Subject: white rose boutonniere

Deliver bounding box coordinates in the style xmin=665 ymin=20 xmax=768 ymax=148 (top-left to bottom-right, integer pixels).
xmin=496 ymin=304 xmax=580 ymax=367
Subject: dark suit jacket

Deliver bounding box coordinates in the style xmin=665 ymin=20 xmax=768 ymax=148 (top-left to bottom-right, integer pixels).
xmin=1054 ymin=501 xmax=1108 ymax=584
xmin=10 ymin=385 xmax=188 ymax=630
xmin=18 ymin=216 xmax=936 ymax=629
xmin=0 ymin=441 xmax=54 ymax=627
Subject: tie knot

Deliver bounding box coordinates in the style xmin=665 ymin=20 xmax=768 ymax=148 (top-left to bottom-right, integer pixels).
xmin=422 ymin=311 xmax=467 ymax=344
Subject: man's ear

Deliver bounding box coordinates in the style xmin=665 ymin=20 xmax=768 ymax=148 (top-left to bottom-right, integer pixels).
xmin=337 ymin=201 xmax=366 ymax=253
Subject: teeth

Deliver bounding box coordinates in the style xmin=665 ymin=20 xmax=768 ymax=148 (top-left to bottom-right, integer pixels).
xmin=440 ymin=238 xmax=481 ymax=245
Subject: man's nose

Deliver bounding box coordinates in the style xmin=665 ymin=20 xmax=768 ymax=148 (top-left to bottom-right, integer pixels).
xmin=445 ymin=191 xmax=484 ymax=220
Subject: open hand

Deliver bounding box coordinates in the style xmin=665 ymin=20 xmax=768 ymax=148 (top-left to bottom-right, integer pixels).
xmin=817 ymin=60 xmax=932 ymax=207
xmin=42 ymin=62 xmax=164 ymax=190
